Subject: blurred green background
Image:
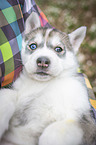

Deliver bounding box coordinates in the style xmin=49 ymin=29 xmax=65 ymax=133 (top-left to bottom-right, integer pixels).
xmin=36 ymin=0 xmax=96 ymax=96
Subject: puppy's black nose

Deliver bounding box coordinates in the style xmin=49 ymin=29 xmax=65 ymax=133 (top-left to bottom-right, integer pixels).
xmin=37 ymin=57 xmax=50 ymax=68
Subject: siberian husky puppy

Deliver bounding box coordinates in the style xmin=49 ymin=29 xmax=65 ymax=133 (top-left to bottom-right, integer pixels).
xmin=0 ymin=12 xmax=96 ymax=145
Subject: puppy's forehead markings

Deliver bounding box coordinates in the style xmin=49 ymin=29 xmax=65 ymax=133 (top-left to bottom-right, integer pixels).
xmin=45 ymin=28 xmax=53 ymax=40
xmin=35 ymin=28 xmax=52 ymax=46
xmin=44 ymin=28 xmax=53 ymax=48
xmin=34 ymin=33 xmax=43 ymax=44
xmin=48 ymin=34 xmax=61 ymax=46
xmin=48 ymin=29 xmax=72 ymax=51
xmin=25 ymin=27 xmax=46 ymax=42
xmin=25 ymin=28 xmax=72 ymax=51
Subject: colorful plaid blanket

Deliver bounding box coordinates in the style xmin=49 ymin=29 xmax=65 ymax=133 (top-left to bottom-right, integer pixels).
xmin=0 ymin=0 xmax=51 ymax=87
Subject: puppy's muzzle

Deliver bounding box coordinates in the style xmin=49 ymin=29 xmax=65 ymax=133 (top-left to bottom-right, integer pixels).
xmin=37 ymin=57 xmax=50 ymax=68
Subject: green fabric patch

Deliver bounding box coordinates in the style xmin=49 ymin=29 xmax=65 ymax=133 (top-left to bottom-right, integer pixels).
xmin=4 ymin=57 xmax=14 ymax=75
xmin=0 ymin=42 xmax=13 ymax=62
xmin=2 ymin=7 xmax=17 ymax=24
xmin=0 ymin=28 xmax=8 ymax=45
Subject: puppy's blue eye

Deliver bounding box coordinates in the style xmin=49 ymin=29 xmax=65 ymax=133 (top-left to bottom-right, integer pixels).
xmin=29 ymin=43 xmax=37 ymax=50
xmin=55 ymin=47 xmax=63 ymax=53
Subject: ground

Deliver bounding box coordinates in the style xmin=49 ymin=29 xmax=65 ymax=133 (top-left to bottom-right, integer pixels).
xmin=35 ymin=0 xmax=96 ymax=97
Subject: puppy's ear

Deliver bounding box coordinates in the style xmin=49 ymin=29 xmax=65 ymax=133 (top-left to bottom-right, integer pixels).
xmin=24 ymin=12 xmax=41 ymax=34
xmin=68 ymin=26 xmax=87 ymax=54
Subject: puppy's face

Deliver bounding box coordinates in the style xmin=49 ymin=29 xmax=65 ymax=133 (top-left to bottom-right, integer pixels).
xmin=21 ymin=28 xmax=77 ymax=81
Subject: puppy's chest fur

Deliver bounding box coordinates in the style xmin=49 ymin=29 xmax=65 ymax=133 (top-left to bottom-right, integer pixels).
xmin=11 ymin=79 xmax=67 ymax=127
xmin=10 ymin=76 xmax=89 ymax=133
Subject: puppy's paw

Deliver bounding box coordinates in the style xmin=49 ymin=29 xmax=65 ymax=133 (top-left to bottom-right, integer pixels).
xmin=39 ymin=120 xmax=83 ymax=145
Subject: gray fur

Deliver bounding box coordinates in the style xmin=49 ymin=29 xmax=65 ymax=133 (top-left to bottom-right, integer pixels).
xmin=80 ymin=113 xmax=96 ymax=145
xmin=24 ymin=27 xmax=73 ymax=59
xmin=48 ymin=29 xmax=72 ymax=51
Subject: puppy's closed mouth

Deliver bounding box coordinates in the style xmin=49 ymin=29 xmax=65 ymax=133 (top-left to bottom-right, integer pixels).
xmin=35 ymin=70 xmax=49 ymax=76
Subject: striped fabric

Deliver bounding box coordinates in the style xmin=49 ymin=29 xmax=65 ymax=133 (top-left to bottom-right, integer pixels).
xmin=0 ymin=0 xmax=51 ymax=87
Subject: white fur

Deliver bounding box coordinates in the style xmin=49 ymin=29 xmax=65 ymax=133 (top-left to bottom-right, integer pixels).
xmin=0 ymin=72 xmax=90 ymax=145
xmin=0 ymin=13 xmax=90 ymax=145
xmin=24 ymin=12 xmax=41 ymax=34
xmin=68 ymin=26 xmax=87 ymax=54
xmin=39 ymin=121 xmax=83 ymax=145
xmin=0 ymin=71 xmax=90 ymax=145
xmin=0 ymin=89 xmax=17 ymax=139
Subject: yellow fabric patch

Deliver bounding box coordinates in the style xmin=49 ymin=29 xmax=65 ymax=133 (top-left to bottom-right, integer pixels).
xmin=90 ymin=99 xmax=96 ymax=109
